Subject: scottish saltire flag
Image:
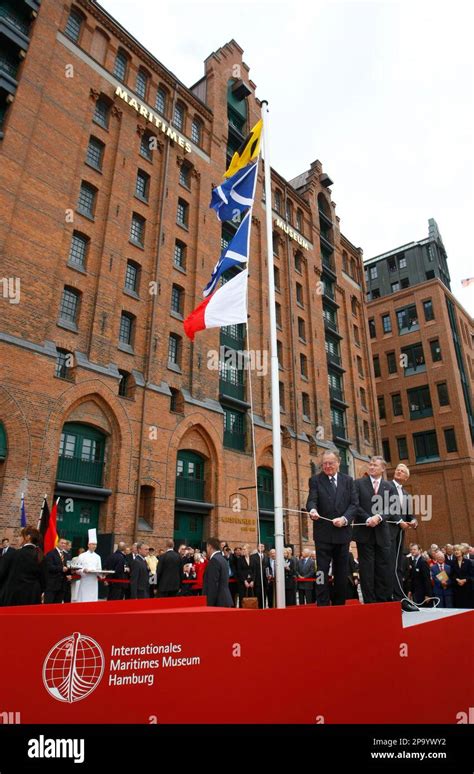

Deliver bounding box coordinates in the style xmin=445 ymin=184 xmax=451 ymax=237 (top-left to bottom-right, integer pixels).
xmin=210 ymin=162 xmax=257 ymax=222
xmin=184 ymin=269 xmax=248 ymax=341
xmin=20 ymin=493 xmax=26 ymax=527
xmin=225 ymin=119 xmax=262 ymax=178
xmin=203 ymin=211 xmax=251 ymax=298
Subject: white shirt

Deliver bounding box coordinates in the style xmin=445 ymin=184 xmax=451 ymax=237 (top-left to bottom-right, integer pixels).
xmin=75 ymin=550 xmax=102 ymax=602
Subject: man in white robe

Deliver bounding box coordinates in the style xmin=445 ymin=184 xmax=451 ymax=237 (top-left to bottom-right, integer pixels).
xmin=75 ymin=542 xmax=103 ymax=602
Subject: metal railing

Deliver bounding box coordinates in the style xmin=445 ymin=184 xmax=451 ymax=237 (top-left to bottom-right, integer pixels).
xmin=175 ymin=477 xmax=205 ymax=501
xmin=0 ymin=7 xmax=30 ymax=35
xmin=57 ymin=456 xmax=103 ymax=487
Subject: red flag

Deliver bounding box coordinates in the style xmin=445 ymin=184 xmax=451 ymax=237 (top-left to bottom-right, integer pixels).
xmin=38 ymin=497 xmax=59 ymax=553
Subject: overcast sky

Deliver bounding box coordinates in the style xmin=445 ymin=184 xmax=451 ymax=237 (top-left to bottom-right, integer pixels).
xmin=101 ymin=0 xmax=474 ymax=315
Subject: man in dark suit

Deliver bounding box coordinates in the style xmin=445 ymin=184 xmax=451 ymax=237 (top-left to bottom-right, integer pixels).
xmin=306 ymin=449 xmax=358 ymax=606
xmin=388 ymin=463 xmax=418 ymax=601
xmin=105 ymin=542 xmax=129 ymax=601
xmin=203 ymin=537 xmax=233 ymax=607
xmin=156 ymin=539 xmax=182 ymax=597
xmin=354 ymin=456 xmax=397 ymax=604
xmin=123 ymin=542 xmax=138 ymax=599
xmin=1 ymin=538 xmax=15 ymax=560
xmin=44 ymin=538 xmax=70 ymax=603
xmin=408 ymin=544 xmax=432 ymax=604
xmin=297 ymin=548 xmax=316 ymax=605
xmin=430 ymin=550 xmax=453 ymax=607
xmin=130 ymin=542 xmax=150 ymax=599
xmin=249 ymin=543 xmax=269 ymax=609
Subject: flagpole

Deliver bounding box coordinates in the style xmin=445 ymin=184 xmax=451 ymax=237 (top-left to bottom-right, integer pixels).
xmin=261 ymin=100 xmax=285 ymax=609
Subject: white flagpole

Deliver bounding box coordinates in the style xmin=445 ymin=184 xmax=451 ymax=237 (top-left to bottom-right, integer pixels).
xmin=261 ymin=100 xmax=285 ymax=609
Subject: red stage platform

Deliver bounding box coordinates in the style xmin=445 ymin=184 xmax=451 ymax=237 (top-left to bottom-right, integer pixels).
xmin=1 ymin=600 xmax=472 ymax=724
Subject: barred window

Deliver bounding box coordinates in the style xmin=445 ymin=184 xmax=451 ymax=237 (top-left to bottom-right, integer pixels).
xmin=191 ymin=118 xmax=202 ymax=145
xmin=55 ymin=349 xmax=74 ymax=380
xmin=135 ymin=169 xmax=150 ymax=201
xmin=93 ymin=98 xmax=109 ymax=129
xmin=174 ymin=240 xmax=186 ymax=269
xmin=86 ymin=136 xmax=104 ymax=170
xmin=155 ymin=87 xmax=166 ymax=115
xmin=68 ymin=232 xmax=89 ymax=268
xmin=119 ymin=313 xmax=134 ymax=346
xmin=113 ymin=49 xmax=128 ymax=82
xmin=124 ymin=261 xmax=139 ymax=294
xmin=65 ymin=9 xmax=83 ymax=42
xmin=177 ymin=198 xmax=189 ymax=227
xmin=136 ymin=68 xmax=149 ymax=100
xmin=171 ymin=285 xmax=184 ymax=316
xmin=173 ymin=102 xmax=185 ymax=131
xmin=77 ymin=182 xmax=97 ymax=218
xmin=140 ymin=132 xmax=153 ymax=161
xmin=168 ymin=333 xmax=181 ymax=366
xmin=59 ymin=287 xmax=80 ymax=324
xmin=130 ymin=213 xmax=145 ymax=246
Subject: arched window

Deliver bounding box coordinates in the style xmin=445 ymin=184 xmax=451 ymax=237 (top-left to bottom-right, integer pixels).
xmin=191 ymin=117 xmax=202 ymax=146
xmin=136 ymin=67 xmax=149 ymax=100
xmin=90 ymin=28 xmax=109 ymax=65
xmin=155 ymin=86 xmax=167 ymax=115
xmin=113 ymin=48 xmax=129 ymax=82
xmin=64 ymin=7 xmax=84 ymax=43
xmin=274 ymin=190 xmax=282 ymax=214
xmin=139 ymin=485 xmax=155 ymax=529
xmin=173 ymin=102 xmax=185 ymax=131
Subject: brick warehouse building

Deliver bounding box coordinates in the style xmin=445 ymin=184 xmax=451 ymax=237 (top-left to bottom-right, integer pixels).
xmin=0 ymin=0 xmax=380 ymax=554
xmin=366 ymin=221 xmax=474 ymax=547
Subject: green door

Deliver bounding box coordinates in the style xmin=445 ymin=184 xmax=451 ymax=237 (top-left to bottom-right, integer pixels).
xmin=56 ymin=498 xmax=100 ymax=553
xmin=259 ymin=519 xmax=275 ymax=550
xmin=173 ymin=512 xmax=203 ymax=548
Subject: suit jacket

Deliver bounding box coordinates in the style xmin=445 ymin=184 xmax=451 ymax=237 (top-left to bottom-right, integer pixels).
xmin=430 ymin=562 xmax=453 ymax=595
xmin=130 ymin=555 xmax=149 ymax=598
xmin=284 ymin=557 xmax=297 ymax=590
xmin=353 ymin=476 xmax=396 ymax=547
xmin=408 ymin=556 xmax=432 ymax=598
xmin=105 ymin=550 xmax=128 ymax=580
xmin=306 ymin=472 xmax=358 ymax=544
xmin=0 ymin=546 xmax=16 ymax=561
xmin=203 ymin=552 xmax=233 ymax=607
xmin=45 ymin=548 xmax=67 ymax=593
xmin=297 ymin=557 xmax=316 ymax=589
xmin=0 ymin=544 xmax=46 ymax=606
xmin=388 ymin=482 xmax=415 ymax=540
xmin=156 ymin=550 xmax=182 ymax=594
xmin=237 ymin=556 xmax=253 ymax=584
xmin=250 ymin=553 xmax=269 ymax=589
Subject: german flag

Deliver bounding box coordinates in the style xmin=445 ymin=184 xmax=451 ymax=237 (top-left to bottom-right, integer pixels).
xmin=38 ymin=496 xmax=59 ymax=554
xmin=224 ymin=118 xmax=262 ymax=178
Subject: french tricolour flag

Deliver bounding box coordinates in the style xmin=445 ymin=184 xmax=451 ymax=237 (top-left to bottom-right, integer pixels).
xmin=184 ymin=269 xmax=248 ymax=341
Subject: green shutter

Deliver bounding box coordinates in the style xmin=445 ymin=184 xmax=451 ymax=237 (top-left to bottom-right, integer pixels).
xmin=0 ymin=423 xmax=7 ymax=460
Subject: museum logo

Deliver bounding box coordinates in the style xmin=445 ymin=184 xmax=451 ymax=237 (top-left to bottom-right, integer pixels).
xmin=43 ymin=632 xmax=104 ymax=703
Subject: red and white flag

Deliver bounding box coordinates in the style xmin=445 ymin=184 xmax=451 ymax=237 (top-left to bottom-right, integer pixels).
xmin=184 ymin=269 xmax=248 ymax=341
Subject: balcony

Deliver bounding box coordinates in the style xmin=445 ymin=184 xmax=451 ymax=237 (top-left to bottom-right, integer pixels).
xmin=0 ymin=10 xmax=30 ymax=51
xmin=326 ymin=350 xmax=342 ymax=367
xmin=332 ymin=423 xmax=349 ymax=442
xmin=0 ymin=54 xmax=18 ymax=80
xmin=258 ymin=489 xmax=274 ymax=511
xmin=224 ymin=429 xmax=246 ymax=451
xmin=320 ymin=233 xmax=334 ymax=254
xmin=318 ymin=209 xmax=333 ymax=229
xmin=219 ymin=377 xmax=245 ymax=401
xmin=329 ymin=386 xmax=345 ymax=403
xmin=57 ymin=456 xmax=104 ymax=487
xmin=323 ymin=316 xmax=339 ymax=333
xmin=409 ymin=406 xmax=433 ymax=420
xmin=404 ymin=361 xmax=427 ymax=377
xmin=220 ymin=328 xmax=245 ymax=351
xmin=321 ymin=254 xmax=337 ymax=280
xmin=175 ymin=476 xmax=205 ymax=501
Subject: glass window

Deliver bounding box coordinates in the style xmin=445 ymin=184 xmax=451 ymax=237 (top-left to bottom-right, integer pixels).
xmin=174 ymin=240 xmax=186 ymax=269
xmin=275 ymin=303 xmax=282 ymax=328
xmin=387 ymin=351 xmax=397 ymax=374
xmin=171 ymin=285 xmax=184 ymax=316
xmin=173 ymin=103 xmax=185 ymax=131
xmin=370 ymin=265 xmax=378 ymax=280
xmin=168 ymin=333 xmax=181 ymax=366
xmin=382 ymin=314 xmax=392 ymax=333
xmin=373 ymin=355 xmax=381 ymax=378
xmin=396 ymin=304 xmax=419 ymax=332
xmin=68 ymin=232 xmax=88 ymax=268
xmin=369 ymin=318 xmax=376 ymax=338
xmin=93 ymin=98 xmax=109 ymax=129
xmin=179 ymin=164 xmax=191 ymax=188
xmin=279 ymin=381 xmax=285 ymax=411
xmin=136 ymin=68 xmax=149 ymax=100
xmin=444 ymin=428 xmax=457 ymax=453
xmin=113 ymin=50 xmax=128 ymax=82
xmin=360 ymin=387 xmax=367 ymax=410
xmin=397 ymin=437 xmax=408 ymax=460
xmin=399 ymin=255 xmax=407 ymax=269
xmin=130 ymin=213 xmax=145 ymax=246
xmin=414 ymin=431 xmax=439 ymax=462
xmin=65 ymin=9 xmax=83 ymax=42
xmin=401 ymin=343 xmax=425 ymax=373
xmin=155 ymin=87 xmax=166 ymax=115
xmin=119 ymin=313 xmax=133 ymax=345
xmin=302 ymin=393 xmax=310 ymax=418
xmin=77 ymin=182 xmax=96 ymax=218
xmin=300 ymin=354 xmax=308 ymax=378
xmin=391 ymin=281 xmax=400 ymax=293
xmin=298 ymin=317 xmax=305 ymax=340
xmin=392 ymin=393 xmax=403 ymax=416
xmin=274 ymin=266 xmax=280 ymax=290
xmin=55 ymin=350 xmax=73 ymax=380
xmin=140 ymin=132 xmax=153 ymax=161
xmin=191 ymin=119 xmax=202 ymax=145
xmin=296 ymin=283 xmax=303 ymax=306
xmin=177 ymin=199 xmax=189 ymax=227
xmin=86 ymin=136 xmax=104 ymax=170
xmin=378 ymin=396 xmax=386 ymax=420
xmin=125 ymin=261 xmax=139 ymax=294
xmin=382 ymin=439 xmax=391 ymax=463
xmin=408 ymin=386 xmax=433 ymax=419
xmin=135 ymin=169 xmax=150 ymax=200
xmin=430 ymin=339 xmax=442 ymax=362
xmin=59 ymin=432 xmax=76 ymax=458
xmin=437 ymin=382 xmax=449 ymax=406
xmin=59 ymin=288 xmax=79 ymax=323
xmin=423 ymin=299 xmax=434 ymax=321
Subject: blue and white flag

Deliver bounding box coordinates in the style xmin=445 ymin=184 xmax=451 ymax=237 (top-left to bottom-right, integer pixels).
xmin=210 ymin=161 xmax=258 ymax=222
xmin=203 ymin=210 xmax=251 ymax=298
xmin=20 ymin=493 xmax=26 ymax=527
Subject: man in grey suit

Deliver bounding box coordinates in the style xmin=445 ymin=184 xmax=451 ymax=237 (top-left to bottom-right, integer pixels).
xmin=297 ymin=548 xmax=316 ymax=605
xmin=203 ymin=537 xmax=233 ymax=607
xmin=389 ymin=463 xmax=417 ymax=601
xmin=354 ymin=456 xmax=397 ymax=604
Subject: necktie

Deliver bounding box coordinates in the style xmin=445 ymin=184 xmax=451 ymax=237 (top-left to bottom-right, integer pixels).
xmin=373 ymin=479 xmax=379 ymax=495
xmin=330 ymin=476 xmax=337 ymax=491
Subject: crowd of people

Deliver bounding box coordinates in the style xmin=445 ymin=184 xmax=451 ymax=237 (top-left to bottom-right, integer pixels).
xmin=0 ymin=453 xmax=472 ymax=609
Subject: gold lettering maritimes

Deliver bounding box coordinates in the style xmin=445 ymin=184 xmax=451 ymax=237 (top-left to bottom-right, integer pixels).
xmin=115 ymin=86 xmax=192 ymax=154
xmin=275 ymin=217 xmax=310 ymax=250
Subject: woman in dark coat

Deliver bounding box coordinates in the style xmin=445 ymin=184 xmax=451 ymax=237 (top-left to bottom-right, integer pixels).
xmin=237 ymin=544 xmax=254 ymax=606
xmin=0 ymin=526 xmax=46 ymax=606
xmin=451 ymin=545 xmax=473 ymax=609
xmin=283 ymin=547 xmax=297 ymax=606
